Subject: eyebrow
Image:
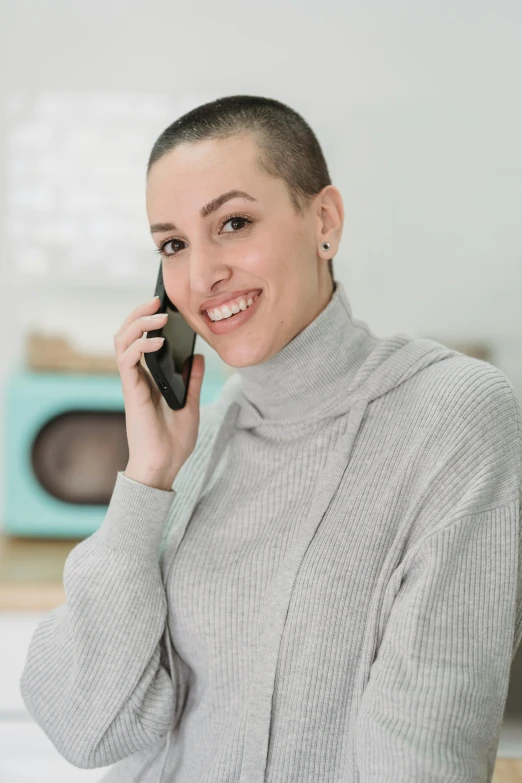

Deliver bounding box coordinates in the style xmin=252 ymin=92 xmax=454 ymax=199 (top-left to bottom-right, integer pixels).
xmin=149 ymin=189 xmax=257 ymax=234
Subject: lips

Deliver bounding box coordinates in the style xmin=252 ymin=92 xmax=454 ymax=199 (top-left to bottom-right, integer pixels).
xmin=201 ymin=291 xmax=260 ymax=323
xmin=202 ymin=289 xmax=263 ymax=332
xmin=200 ymin=289 xmax=262 ymax=314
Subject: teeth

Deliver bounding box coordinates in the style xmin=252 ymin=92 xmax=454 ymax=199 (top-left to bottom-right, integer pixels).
xmin=207 ymin=294 xmax=258 ymax=321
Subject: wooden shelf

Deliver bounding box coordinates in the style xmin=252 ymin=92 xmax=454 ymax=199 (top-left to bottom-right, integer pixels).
xmin=494 ymin=759 xmax=522 ymax=782
xmin=0 ymin=531 xmax=82 ymax=611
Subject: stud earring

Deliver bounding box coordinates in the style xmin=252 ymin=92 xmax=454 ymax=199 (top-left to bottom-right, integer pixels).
xmin=321 ymin=242 xmax=330 ymax=251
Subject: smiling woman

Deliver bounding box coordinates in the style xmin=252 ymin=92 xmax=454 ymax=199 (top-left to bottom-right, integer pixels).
xmin=19 ymin=94 xmax=522 ymax=783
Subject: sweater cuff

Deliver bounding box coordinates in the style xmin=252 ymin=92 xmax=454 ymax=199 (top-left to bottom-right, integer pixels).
xmin=93 ymin=470 xmax=176 ymax=561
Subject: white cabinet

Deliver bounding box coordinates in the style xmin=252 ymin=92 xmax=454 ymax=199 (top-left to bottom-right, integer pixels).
xmin=1 ymin=613 xmax=44 ymax=712
xmin=0 ymin=721 xmax=108 ymax=782
xmin=0 ymin=612 xmax=111 ymax=782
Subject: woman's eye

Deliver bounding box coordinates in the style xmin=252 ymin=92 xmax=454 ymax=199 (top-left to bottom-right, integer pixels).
xmin=221 ymin=216 xmax=252 ymax=232
xmin=160 ymin=239 xmax=185 ymax=256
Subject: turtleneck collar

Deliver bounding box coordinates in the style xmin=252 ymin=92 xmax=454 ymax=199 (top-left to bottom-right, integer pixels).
xmin=233 ymin=279 xmax=380 ymax=428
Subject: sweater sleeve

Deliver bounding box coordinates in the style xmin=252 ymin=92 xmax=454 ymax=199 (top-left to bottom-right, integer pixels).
xmin=355 ymin=499 xmax=520 ymax=783
xmin=19 ymin=470 xmax=188 ymax=770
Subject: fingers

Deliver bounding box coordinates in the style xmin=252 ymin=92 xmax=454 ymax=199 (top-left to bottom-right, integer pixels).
xmin=114 ymin=296 xmax=161 ymax=343
xmin=114 ymin=311 xmax=168 ymax=356
xmin=116 ymin=335 xmax=165 ymax=372
xmin=113 ymin=297 xmax=167 ymax=394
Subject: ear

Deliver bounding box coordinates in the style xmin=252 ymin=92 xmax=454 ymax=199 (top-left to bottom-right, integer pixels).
xmin=314 ymin=185 xmax=344 ymax=257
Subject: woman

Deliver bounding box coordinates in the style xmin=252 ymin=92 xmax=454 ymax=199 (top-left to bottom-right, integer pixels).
xmin=20 ymin=95 xmax=522 ymax=783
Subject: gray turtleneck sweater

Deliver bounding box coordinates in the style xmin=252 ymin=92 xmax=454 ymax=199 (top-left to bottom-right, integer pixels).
xmin=20 ymin=280 xmax=522 ymax=783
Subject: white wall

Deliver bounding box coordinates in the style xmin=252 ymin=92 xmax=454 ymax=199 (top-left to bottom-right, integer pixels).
xmin=0 ymin=0 xmax=521 ymax=503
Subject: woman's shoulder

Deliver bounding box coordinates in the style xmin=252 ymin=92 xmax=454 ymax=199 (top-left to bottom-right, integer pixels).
xmin=405 ymin=350 xmax=521 ymax=513
xmin=412 ymin=351 xmax=520 ymax=445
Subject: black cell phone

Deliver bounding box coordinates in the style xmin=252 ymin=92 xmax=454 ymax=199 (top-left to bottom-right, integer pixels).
xmin=144 ymin=262 xmax=197 ymax=410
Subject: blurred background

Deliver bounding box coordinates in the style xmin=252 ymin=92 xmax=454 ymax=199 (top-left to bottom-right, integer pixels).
xmin=0 ymin=1 xmax=521 ymax=780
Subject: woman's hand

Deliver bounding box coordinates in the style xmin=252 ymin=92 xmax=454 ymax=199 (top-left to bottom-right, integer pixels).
xmin=113 ymin=295 xmax=205 ymax=490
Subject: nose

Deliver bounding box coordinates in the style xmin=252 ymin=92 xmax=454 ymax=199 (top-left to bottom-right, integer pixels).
xmin=188 ymin=242 xmax=233 ymax=296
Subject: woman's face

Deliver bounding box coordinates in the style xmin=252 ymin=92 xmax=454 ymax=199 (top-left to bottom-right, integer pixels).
xmin=146 ymin=133 xmax=342 ymax=368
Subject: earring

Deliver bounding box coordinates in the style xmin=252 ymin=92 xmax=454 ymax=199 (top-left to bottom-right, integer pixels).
xmin=321 ymin=242 xmax=330 ymax=251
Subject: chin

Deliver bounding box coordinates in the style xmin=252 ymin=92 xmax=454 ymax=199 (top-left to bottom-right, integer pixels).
xmin=216 ymin=341 xmax=269 ymax=369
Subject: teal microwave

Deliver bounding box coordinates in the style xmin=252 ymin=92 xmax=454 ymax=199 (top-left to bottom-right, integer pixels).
xmin=2 ymin=369 xmax=224 ymax=539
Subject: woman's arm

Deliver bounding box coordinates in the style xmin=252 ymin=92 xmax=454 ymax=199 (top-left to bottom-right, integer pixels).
xmin=19 ymin=471 xmax=188 ymax=770
xmin=355 ymin=499 xmax=520 ymax=782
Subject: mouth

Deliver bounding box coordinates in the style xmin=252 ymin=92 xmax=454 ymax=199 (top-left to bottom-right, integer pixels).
xmin=201 ymin=290 xmax=263 ymax=334
xmin=199 ymin=289 xmax=262 ymax=315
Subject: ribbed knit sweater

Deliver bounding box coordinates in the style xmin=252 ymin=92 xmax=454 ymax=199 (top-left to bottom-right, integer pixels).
xmin=20 ymin=280 xmax=522 ymax=783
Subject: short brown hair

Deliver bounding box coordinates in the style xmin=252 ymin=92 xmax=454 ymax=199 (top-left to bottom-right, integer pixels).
xmin=147 ymin=95 xmax=335 ymax=283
